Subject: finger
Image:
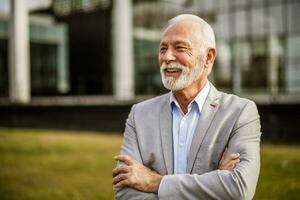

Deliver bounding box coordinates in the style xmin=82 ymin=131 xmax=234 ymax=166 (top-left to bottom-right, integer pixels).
xmin=112 ymin=165 xmax=130 ymax=177
xmin=227 ymin=163 xmax=235 ymax=171
xmin=114 ymin=155 xmax=135 ymax=165
xmin=225 ymin=163 xmax=234 ymax=171
xmin=113 ymin=173 xmax=129 ymax=185
xmin=223 ymin=158 xmax=240 ymax=170
xmin=229 ymin=153 xmax=240 ymax=160
xmin=224 ymin=157 xmax=240 ymax=168
xmin=114 ymin=178 xmax=130 ymax=189
xmin=221 ymin=153 xmax=240 ymax=167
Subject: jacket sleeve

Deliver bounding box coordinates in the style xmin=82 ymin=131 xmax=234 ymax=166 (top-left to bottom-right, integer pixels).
xmin=114 ymin=105 xmax=158 ymax=200
xmin=158 ymin=101 xmax=261 ymax=200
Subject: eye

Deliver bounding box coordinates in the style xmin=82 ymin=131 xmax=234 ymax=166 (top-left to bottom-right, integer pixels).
xmin=176 ymin=46 xmax=187 ymax=51
xmin=160 ymin=47 xmax=167 ymax=53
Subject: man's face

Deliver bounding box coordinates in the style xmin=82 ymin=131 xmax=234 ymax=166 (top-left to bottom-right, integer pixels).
xmin=159 ymin=22 xmax=204 ymax=91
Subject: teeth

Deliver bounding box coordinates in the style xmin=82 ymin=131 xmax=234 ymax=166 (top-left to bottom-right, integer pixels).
xmin=165 ymin=68 xmax=181 ymax=72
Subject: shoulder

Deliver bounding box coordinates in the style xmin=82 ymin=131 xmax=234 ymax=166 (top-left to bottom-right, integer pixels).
xmin=217 ymin=91 xmax=259 ymax=119
xmin=220 ymin=91 xmax=254 ymax=107
xmin=208 ymin=83 xmax=256 ymax=111
xmin=132 ymin=93 xmax=169 ymax=112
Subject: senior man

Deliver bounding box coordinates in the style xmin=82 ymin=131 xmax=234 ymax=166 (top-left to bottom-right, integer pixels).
xmin=113 ymin=14 xmax=261 ymax=200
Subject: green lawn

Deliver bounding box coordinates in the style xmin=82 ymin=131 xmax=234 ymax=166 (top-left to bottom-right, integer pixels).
xmin=0 ymin=128 xmax=299 ymax=200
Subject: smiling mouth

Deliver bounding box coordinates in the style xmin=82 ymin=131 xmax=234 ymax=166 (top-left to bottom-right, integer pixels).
xmin=164 ymin=68 xmax=182 ymax=74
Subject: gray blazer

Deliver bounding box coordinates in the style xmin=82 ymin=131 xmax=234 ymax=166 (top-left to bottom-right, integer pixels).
xmin=114 ymin=83 xmax=261 ymax=200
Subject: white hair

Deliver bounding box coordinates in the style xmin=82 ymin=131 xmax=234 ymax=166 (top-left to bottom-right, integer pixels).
xmin=167 ymin=14 xmax=216 ymax=53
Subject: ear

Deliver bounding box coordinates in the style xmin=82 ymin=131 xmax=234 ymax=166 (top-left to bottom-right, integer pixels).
xmin=204 ymin=47 xmax=217 ymax=68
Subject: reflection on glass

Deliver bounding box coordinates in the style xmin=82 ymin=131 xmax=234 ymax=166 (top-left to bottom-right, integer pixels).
xmin=269 ymin=4 xmax=284 ymax=35
xmin=131 ymin=0 xmax=300 ymax=98
xmin=216 ymin=13 xmax=230 ymax=40
xmin=286 ymin=36 xmax=300 ymax=93
xmin=134 ymin=38 xmax=162 ymax=94
xmin=251 ymin=7 xmax=266 ymax=37
xmin=287 ymin=2 xmax=300 ymax=33
xmin=0 ymin=39 xmax=8 ymax=96
xmin=243 ymin=39 xmax=267 ymax=91
xmin=234 ymin=10 xmax=248 ymax=38
xmin=31 ymin=43 xmax=58 ymax=95
xmin=214 ymin=41 xmax=232 ymax=89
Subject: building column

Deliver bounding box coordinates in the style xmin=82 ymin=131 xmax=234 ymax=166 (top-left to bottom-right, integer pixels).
xmin=9 ymin=0 xmax=30 ymax=103
xmin=233 ymin=57 xmax=242 ymax=95
xmin=268 ymin=35 xmax=280 ymax=101
xmin=112 ymin=0 xmax=134 ymax=100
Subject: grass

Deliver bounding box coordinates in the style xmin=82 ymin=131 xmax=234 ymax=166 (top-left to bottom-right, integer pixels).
xmin=0 ymin=128 xmax=122 ymax=200
xmin=256 ymin=144 xmax=300 ymax=199
xmin=0 ymin=128 xmax=299 ymax=200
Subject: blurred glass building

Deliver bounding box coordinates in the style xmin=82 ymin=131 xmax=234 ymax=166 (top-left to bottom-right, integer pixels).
xmin=0 ymin=0 xmax=68 ymax=97
xmin=133 ymin=0 xmax=300 ymax=104
xmin=0 ymin=0 xmax=299 ymax=139
xmin=0 ymin=0 xmax=299 ymax=104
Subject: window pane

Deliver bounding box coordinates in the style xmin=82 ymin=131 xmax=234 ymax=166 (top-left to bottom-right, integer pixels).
xmin=0 ymin=39 xmax=8 ymax=97
xmin=232 ymin=0 xmax=248 ymax=7
xmin=251 ymin=8 xmax=267 ymax=37
xmin=286 ymin=35 xmax=300 ymax=93
xmin=134 ymin=38 xmax=162 ymax=94
xmin=243 ymin=39 xmax=268 ymax=91
xmin=234 ymin=10 xmax=248 ymax=38
xmin=252 ymin=0 xmax=265 ymax=6
xmin=269 ymin=4 xmax=284 ymax=35
xmin=287 ymin=2 xmax=300 ymax=33
xmin=217 ymin=0 xmax=230 ymax=11
xmin=196 ymin=0 xmax=217 ymax=13
xmin=214 ymin=41 xmax=232 ymax=89
xmin=215 ymin=13 xmax=230 ymax=40
xmin=31 ymin=43 xmax=58 ymax=95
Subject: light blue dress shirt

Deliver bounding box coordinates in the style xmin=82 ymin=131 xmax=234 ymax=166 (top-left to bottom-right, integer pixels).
xmin=170 ymin=81 xmax=210 ymax=174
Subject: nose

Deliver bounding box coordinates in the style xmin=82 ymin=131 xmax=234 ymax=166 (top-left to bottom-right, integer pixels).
xmin=162 ymin=48 xmax=176 ymax=64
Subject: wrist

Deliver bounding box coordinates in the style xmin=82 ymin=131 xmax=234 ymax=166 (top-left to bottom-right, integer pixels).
xmin=149 ymin=174 xmax=163 ymax=193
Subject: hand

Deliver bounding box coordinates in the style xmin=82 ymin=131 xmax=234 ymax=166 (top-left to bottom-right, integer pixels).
xmin=112 ymin=155 xmax=162 ymax=193
xmin=218 ymin=148 xmax=240 ymax=171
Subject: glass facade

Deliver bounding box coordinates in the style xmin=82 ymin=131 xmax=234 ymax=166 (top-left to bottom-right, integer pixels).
xmin=53 ymin=0 xmax=112 ymax=95
xmin=1 ymin=0 xmax=299 ymax=102
xmin=0 ymin=17 xmax=68 ymax=97
xmin=0 ymin=39 xmax=8 ymax=96
xmin=53 ymin=0 xmax=110 ymax=16
xmin=30 ymin=43 xmax=58 ymax=95
xmin=133 ymin=0 xmax=300 ymax=98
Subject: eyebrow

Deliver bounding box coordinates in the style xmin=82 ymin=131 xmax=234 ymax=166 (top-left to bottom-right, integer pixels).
xmin=175 ymin=40 xmax=191 ymax=46
xmin=160 ymin=40 xmax=192 ymax=47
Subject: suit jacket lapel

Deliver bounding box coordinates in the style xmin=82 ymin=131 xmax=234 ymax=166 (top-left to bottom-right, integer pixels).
xmin=187 ymin=84 xmax=221 ymax=173
xmin=159 ymin=93 xmax=174 ymax=174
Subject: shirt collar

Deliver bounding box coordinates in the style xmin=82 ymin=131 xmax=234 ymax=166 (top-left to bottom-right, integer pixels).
xmin=169 ymin=81 xmax=210 ymax=113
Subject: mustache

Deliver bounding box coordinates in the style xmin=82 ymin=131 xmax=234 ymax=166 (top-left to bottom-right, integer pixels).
xmin=160 ymin=62 xmax=187 ymax=71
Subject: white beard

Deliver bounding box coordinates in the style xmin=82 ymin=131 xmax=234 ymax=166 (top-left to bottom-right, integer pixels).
xmin=160 ymin=62 xmax=202 ymax=91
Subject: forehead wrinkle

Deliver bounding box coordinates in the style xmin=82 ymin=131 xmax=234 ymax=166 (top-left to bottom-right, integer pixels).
xmin=161 ymin=21 xmax=201 ymax=49
xmin=160 ymin=37 xmax=192 ymax=47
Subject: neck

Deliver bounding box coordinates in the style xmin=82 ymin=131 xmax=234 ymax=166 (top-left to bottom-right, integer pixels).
xmin=173 ymin=77 xmax=207 ymax=114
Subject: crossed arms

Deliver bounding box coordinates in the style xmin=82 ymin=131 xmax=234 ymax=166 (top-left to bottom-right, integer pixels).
xmin=113 ymin=149 xmax=239 ymax=192
xmin=113 ymin=101 xmax=261 ymax=200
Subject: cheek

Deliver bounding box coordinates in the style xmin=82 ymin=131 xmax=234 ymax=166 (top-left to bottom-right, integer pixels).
xmin=158 ymin=54 xmax=164 ymax=65
xmin=174 ymin=54 xmax=185 ymax=63
xmin=176 ymin=55 xmax=193 ymax=68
